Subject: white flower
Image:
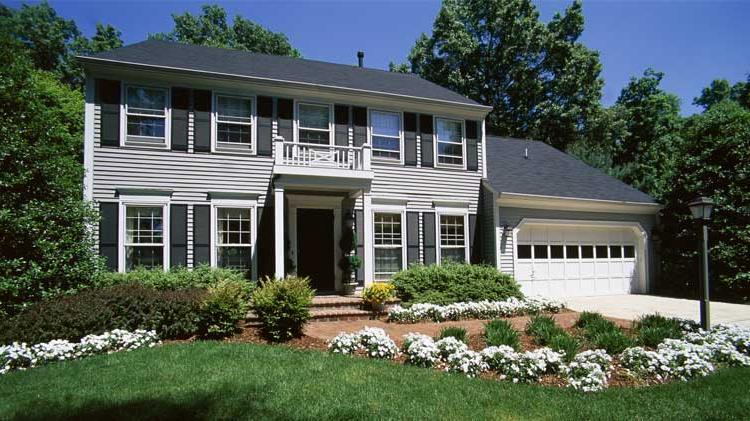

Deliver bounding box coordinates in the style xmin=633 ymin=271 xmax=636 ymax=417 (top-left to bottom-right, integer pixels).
xmin=328 ymin=327 xmax=399 ymax=360
xmin=387 ymin=297 xmax=564 ymax=323
xmin=404 ymin=336 xmax=441 ymax=368
xmin=435 ymin=337 xmax=469 ymax=360
xmin=446 ymin=350 xmax=488 ymax=377
xmin=328 ymin=332 xmax=361 ymax=355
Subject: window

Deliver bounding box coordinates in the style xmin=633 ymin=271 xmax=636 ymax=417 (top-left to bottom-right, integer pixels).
xmin=436 ymin=118 xmax=463 ymax=166
xmin=609 ymin=245 xmax=622 ymax=258
xmin=216 ymin=208 xmax=253 ymax=271
xmin=595 ymin=245 xmax=609 ymax=259
xmin=623 ymin=245 xmax=636 ymax=258
xmin=125 ymin=206 xmax=164 ymax=270
xmin=374 ymin=213 xmax=403 ymax=280
xmin=125 ymin=86 xmax=167 ymax=144
xmin=517 ymin=244 xmax=532 ymax=259
xmin=371 ymin=110 xmax=401 ymax=160
xmin=581 ymin=245 xmax=594 ymax=259
xmin=440 ymin=215 xmax=465 ymax=262
xmin=533 ymin=245 xmax=548 ymax=259
xmin=216 ymin=95 xmax=253 ymax=149
xmin=566 ymin=245 xmax=579 ymax=259
xmin=298 ymin=103 xmax=330 ymax=144
xmin=550 ymin=245 xmax=564 ymax=259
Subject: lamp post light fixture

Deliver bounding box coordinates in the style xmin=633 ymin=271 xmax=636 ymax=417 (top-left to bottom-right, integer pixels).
xmin=688 ymin=196 xmax=714 ymax=330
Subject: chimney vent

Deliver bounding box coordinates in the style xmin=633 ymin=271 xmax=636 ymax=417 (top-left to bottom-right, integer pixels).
xmin=357 ymin=51 xmax=364 ymax=68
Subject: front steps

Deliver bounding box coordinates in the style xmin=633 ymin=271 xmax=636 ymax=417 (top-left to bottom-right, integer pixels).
xmin=245 ymin=295 xmax=401 ymax=325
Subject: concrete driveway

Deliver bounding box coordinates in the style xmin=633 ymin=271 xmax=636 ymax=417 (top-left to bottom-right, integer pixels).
xmin=565 ymin=294 xmax=750 ymax=327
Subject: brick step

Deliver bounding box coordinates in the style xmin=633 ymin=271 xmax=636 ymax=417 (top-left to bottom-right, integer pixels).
xmin=245 ymin=296 xmax=401 ymax=324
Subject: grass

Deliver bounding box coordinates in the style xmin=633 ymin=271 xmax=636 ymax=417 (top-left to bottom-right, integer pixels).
xmin=1 ymin=342 xmax=749 ymax=420
xmin=484 ymin=319 xmax=520 ymax=350
xmin=436 ymin=326 xmax=468 ymax=343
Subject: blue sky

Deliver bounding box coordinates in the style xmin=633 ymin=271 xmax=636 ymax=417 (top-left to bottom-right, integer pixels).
xmin=11 ymin=1 xmax=750 ymax=115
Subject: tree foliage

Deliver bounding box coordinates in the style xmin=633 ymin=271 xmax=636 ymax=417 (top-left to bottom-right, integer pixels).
xmin=0 ymin=36 xmax=101 ymax=318
xmin=408 ymin=0 xmax=603 ymax=150
xmin=151 ymin=4 xmax=301 ymax=57
xmin=694 ymin=77 xmax=750 ymax=111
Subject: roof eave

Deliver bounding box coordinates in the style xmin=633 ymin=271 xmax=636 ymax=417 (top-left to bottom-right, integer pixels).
xmin=78 ymin=56 xmax=493 ymax=114
xmin=495 ymin=191 xmax=662 ymax=215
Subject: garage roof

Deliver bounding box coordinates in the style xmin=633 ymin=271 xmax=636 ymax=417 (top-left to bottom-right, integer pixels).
xmin=485 ymin=137 xmax=658 ymax=204
xmin=80 ymin=40 xmax=486 ymax=108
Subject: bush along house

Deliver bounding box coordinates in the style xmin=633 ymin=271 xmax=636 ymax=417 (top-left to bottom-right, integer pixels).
xmin=79 ymin=40 xmax=661 ymax=298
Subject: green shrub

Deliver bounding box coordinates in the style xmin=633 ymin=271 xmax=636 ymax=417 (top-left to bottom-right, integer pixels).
xmin=574 ymin=311 xmax=606 ymax=329
xmin=436 ymin=326 xmax=468 ymax=343
xmin=525 ymin=315 xmax=564 ymax=345
xmin=92 ymin=265 xmax=249 ymax=290
xmin=0 ymin=283 xmax=204 ymax=344
xmin=391 ymin=263 xmax=523 ymax=304
xmin=251 ymin=276 xmax=314 ymax=341
xmin=549 ymin=334 xmax=581 ymax=362
xmin=581 ymin=317 xmax=620 ymax=340
xmin=633 ymin=313 xmax=683 ymax=347
xmin=198 ymin=279 xmax=252 ymax=338
xmin=484 ymin=319 xmax=520 ymax=350
xmin=590 ymin=330 xmax=635 ymax=354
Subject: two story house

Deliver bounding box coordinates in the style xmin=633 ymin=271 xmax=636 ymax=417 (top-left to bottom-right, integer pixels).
xmin=79 ymin=40 xmax=661 ymax=298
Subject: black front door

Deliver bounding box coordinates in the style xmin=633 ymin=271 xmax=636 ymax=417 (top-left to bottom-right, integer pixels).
xmin=297 ymin=209 xmax=335 ymax=291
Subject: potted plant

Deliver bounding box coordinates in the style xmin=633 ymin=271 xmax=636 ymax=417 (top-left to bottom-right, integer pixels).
xmin=341 ymin=254 xmax=361 ymax=295
xmin=361 ymin=282 xmax=395 ymax=314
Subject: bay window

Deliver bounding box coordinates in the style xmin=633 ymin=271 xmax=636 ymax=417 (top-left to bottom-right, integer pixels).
xmin=298 ymin=103 xmax=330 ymax=144
xmin=216 ymin=207 xmax=253 ymax=271
xmin=439 ymin=214 xmax=466 ymax=263
xmin=436 ymin=118 xmax=464 ymax=166
xmin=125 ymin=85 xmax=168 ymax=144
xmin=374 ymin=212 xmax=404 ymax=280
xmin=125 ymin=206 xmax=164 ymax=270
xmin=216 ymin=95 xmax=253 ymax=149
xmin=371 ymin=110 xmax=401 ymax=160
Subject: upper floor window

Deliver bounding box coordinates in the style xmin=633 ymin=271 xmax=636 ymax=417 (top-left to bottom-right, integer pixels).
xmin=216 ymin=207 xmax=253 ymax=271
xmin=436 ymin=118 xmax=464 ymax=167
xmin=216 ymin=95 xmax=253 ymax=150
xmin=125 ymin=205 xmax=164 ymax=270
xmin=439 ymin=214 xmax=466 ymax=263
xmin=298 ymin=103 xmax=330 ymax=145
xmin=371 ymin=110 xmax=401 ymax=160
xmin=125 ymin=86 xmax=168 ymax=144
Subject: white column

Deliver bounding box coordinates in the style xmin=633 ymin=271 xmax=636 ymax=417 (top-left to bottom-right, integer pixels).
xmin=274 ymin=185 xmax=285 ymax=278
xmin=83 ymin=77 xmax=95 ymax=202
xmin=363 ymin=193 xmax=373 ymax=287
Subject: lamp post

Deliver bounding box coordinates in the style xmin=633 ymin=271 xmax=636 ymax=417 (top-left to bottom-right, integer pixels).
xmin=688 ymin=196 xmax=714 ymax=330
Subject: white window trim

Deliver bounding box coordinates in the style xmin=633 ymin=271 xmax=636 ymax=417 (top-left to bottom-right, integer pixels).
xmin=294 ymin=101 xmax=333 ymax=146
xmin=210 ymin=199 xmax=258 ymax=280
xmin=118 ymin=197 xmax=170 ymax=272
xmin=120 ymin=83 xmax=171 ymax=149
xmin=433 ymin=116 xmax=466 ymax=170
xmin=369 ymin=109 xmax=404 ymax=164
xmin=211 ymin=92 xmax=257 ymax=154
xmin=436 ymin=210 xmax=469 ymax=264
xmin=372 ymin=205 xmax=407 ymax=280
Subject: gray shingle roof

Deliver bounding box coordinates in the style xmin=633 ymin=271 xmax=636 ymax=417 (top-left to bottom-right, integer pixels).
xmin=485 ymin=136 xmax=657 ymax=204
xmin=82 ymin=40 xmax=484 ymax=108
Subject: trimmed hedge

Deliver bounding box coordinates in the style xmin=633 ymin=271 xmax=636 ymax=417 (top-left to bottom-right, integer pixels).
xmin=91 ymin=265 xmax=248 ymax=290
xmin=391 ymin=263 xmax=523 ymax=305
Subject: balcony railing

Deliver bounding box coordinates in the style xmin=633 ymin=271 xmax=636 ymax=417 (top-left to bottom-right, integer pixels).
xmin=274 ymin=138 xmax=371 ymax=172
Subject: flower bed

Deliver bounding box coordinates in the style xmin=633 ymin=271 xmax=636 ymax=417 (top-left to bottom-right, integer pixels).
xmin=387 ymin=297 xmax=564 ymax=323
xmin=328 ymin=322 xmax=750 ymax=392
xmin=1 ymin=329 xmax=160 ymax=375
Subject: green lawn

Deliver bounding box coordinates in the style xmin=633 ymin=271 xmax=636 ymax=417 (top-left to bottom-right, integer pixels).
xmin=1 ymin=342 xmax=748 ymax=420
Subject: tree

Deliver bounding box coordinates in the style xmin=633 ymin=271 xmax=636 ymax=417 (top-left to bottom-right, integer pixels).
xmin=0 ymin=36 xmax=101 ymax=317
xmin=388 ymin=61 xmax=410 ymax=73
xmin=694 ymin=76 xmax=750 ymax=110
xmin=407 ymin=0 xmax=603 ymax=150
xmin=152 ymin=4 xmax=301 ymax=57
xmin=88 ymin=23 xmax=123 ymax=53
xmin=660 ymin=100 xmax=750 ymax=299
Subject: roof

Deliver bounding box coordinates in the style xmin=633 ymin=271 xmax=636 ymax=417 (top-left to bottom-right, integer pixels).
xmin=80 ymin=40 xmax=485 ymax=108
xmin=485 ymin=137 xmax=658 ymax=204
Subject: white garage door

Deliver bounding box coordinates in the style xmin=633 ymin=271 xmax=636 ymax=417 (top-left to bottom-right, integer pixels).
xmin=514 ymin=224 xmax=640 ymax=297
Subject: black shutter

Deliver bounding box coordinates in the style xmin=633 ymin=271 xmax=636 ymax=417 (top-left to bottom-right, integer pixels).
xmin=334 ymin=104 xmax=350 ymax=146
xmin=466 ymin=120 xmax=479 ymax=171
xmin=277 ymin=98 xmax=293 ymax=143
xmin=257 ymin=96 xmax=273 ymax=156
xmin=170 ymin=204 xmax=187 ymax=267
xmin=355 ymin=209 xmax=365 ymax=286
xmin=96 ymin=79 xmax=120 ymax=147
xmin=404 ymin=112 xmax=417 ymax=166
xmin=171 ymin=88 xmax=190 ymax=151
xmin=420 ymin=114 xmax=434 ymax=167
xmin=469 ymin=213 xmax=480 ymax=264
xmin=193 ymin=204 xmax=210 ymax=265
xmin=353 ymin=106 xmax=367 ymax=147
xmin=98 ymin=202 xmax=118 ymax=271
xmin=406 ymin=212 xmax=420 ymax=265
xmin=193 ymin=89 xmax=211 ymax=152
xmin=257 ymin=206 xmax=275 ymax=279
xmin=422 ymin=212 xmax=436 ymax=265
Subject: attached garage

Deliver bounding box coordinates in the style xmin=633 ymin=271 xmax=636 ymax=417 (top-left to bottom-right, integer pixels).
xmin=513 ymin=222 xmax=646 ymax=298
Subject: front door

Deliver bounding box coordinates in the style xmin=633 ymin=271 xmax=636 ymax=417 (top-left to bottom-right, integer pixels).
xmin=296 ymin=208 xmax=335 ymax=291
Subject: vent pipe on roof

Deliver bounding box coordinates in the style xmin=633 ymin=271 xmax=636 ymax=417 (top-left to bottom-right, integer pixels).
xmin=357 ymin=51 xmax=364 ymax=68
xmin=524 ymin=147 xmax=528 ymax=159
